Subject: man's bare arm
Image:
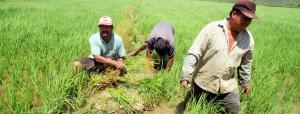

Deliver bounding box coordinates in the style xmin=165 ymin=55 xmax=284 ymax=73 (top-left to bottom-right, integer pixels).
xmin=127 ymin=44 xmax=147 ymax=56
xmin=94 ymin=55 xmax=125 ymax=69
xmin=166 ymin=58 xmax=174 ymax=70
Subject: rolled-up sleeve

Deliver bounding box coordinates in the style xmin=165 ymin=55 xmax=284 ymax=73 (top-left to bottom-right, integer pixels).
xmin=238 ymin=45 xmax=254 ymax=86
xmin=146 ymin=37 xmax=155 ymax=51
xmin=180 ymin=54 xmax=198 ymax=83
xmin=180 ymin=26 xmax=209 ymax=83
xmin=168 ymin=45 xmax=174 ymax=59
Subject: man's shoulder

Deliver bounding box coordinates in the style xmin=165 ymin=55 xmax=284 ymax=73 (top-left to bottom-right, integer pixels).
xmin=206 ymin=20 xmax=225 ymax=29
xmin=245 ymin=30 xmax=255 ymax=45
xmin=147 ymin=36 xmax=155 ymax=41
xmin=113 ymin=33 xmax=122 ymax=40
xmin=113 ymin=33 xmax=123 ymax=41
xmin=89 ymin=32 xmax=100 ymax=41
xmin=200 ymin=20 xmax=225 ymax=35
xmin=241 ymin=30 xmax=254 ymax=40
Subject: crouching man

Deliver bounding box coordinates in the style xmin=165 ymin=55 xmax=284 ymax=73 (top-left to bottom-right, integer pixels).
xmin=74 ymin=16 xmax=126 ymax=76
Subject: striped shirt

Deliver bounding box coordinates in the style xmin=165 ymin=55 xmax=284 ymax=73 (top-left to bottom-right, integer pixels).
xmin=180 ymin=18 xmax=254 ymax=94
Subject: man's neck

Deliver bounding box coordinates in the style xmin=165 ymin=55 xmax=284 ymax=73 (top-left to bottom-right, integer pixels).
xmin=227 ymin=20 xmax=239 ymax=38
xmin=103 ymin=36 xmax=111 ymax=43
xmin=101 ymin=34 xmax=113 ymax=44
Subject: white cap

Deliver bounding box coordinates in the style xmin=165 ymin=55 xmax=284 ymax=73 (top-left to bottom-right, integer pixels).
xmin=98 ymin=16 xmax=113 ymax=26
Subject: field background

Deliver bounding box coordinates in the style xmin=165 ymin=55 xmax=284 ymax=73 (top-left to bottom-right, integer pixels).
xmin=201 ymin=0 xmax=300 ymax=7
xmin=1 ymin=0 xmax=300 ymax=113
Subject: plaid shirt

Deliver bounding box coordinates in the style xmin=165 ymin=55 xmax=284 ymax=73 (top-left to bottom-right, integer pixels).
xmin=180 ymin=18 xmax=254 ymax=94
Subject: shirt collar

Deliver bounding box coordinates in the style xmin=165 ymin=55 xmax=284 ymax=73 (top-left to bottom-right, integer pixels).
xmin=217 ymin=18 xmax=229 ymax=30
xmin=218 ymin=18 xmax=248 ymax=33
xmin=218 ymin=18 xmax=247 ymax=38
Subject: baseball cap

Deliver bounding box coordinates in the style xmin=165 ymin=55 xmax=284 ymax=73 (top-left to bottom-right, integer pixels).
xmin=233 ymin=0 xmax=258 ymax=19
xmin=98 ymin=16 xmax=113 ymax=26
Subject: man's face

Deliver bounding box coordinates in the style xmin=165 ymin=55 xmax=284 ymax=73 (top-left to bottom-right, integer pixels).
xmin=232 ymin=11 xmax=252 ymax=32
xmin=99 ymin=25 xmax=113 ymax=39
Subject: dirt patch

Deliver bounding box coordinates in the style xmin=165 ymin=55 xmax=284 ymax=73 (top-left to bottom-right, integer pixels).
xmin=85 ymin=90 xmax=125 ymax=114
xmin=144 ymin=102 xmax=188 ymax=114
xmin=82 ymin=84 xmax=147 ymax=114
xmin=76 ymin=54 xmax=154 ymax=113
xmin=144 ymin=103 xmax=175 ymax=114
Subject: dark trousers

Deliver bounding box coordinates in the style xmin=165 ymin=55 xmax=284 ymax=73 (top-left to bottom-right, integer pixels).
xmin=191 ymin=83 xmax=240 ymax=113
xmin=79 ymin=58 xmax=106 ymax=73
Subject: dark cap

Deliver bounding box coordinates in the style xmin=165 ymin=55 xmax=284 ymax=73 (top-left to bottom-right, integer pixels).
xmin=233 ymin=0 xmax=258 ymax=19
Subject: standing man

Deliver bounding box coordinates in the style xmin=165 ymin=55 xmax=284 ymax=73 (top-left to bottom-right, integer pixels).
xmin=74 ymin=16 xmax=126 ymax=76
xmin=180 ymin=0 xmax=257 ymax=113
xmin=146 ymin=22 xmax=175 ymax=71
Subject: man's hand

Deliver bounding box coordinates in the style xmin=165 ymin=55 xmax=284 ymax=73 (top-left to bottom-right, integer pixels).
xmin=166 ymin=58 xmax=174 ymax=70
xmin=180 ymin=80 xmax=191 ymax=88
xmin=241 ymin=86 xmax=250 ymax=94
xmin=114 ymin=61 xmax=125 ymax=70
xmin=151 ymin=66 xmax=157 ymax=73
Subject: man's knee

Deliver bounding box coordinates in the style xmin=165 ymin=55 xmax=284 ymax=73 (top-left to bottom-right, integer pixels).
xmin=223 ymin=89 xmax=240 ymax=113
xmin=225 ymin=102 xmax=240 ymax=113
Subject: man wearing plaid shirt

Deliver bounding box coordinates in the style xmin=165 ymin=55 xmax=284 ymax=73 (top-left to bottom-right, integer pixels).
xmin=180 ymin=0 xmax=258 ymax=113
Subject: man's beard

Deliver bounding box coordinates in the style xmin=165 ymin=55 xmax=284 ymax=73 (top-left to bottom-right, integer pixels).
xmin=101 ymin=31 xmax=111 ymax=38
